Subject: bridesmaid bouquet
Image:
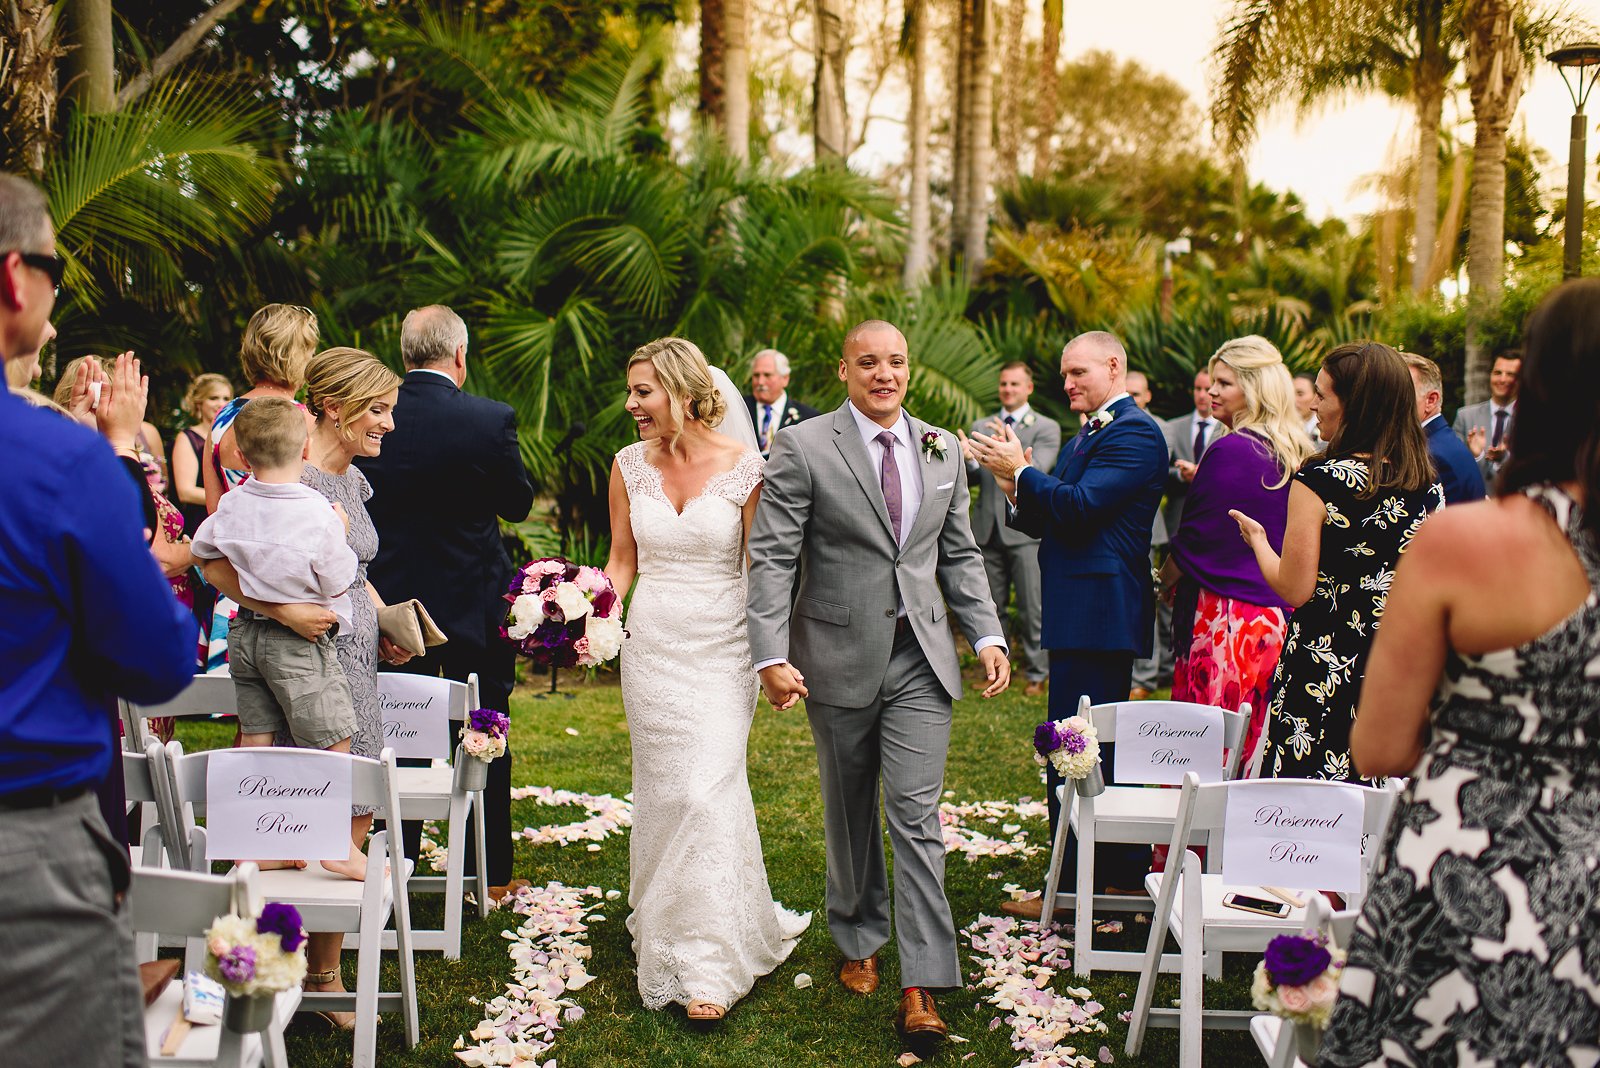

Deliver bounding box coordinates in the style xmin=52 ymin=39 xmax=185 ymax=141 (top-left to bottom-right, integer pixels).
xmin=1251 ymin=931 xmax=1344 ymax=1027
xmin=503 ymin=557 xmax=624 ymax=670
xmin=204 ymin=902 xmax=308 ymax=997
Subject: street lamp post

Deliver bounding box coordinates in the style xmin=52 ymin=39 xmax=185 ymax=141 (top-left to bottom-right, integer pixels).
xmin=1547 ymin=42 xmax=1600 ymax=279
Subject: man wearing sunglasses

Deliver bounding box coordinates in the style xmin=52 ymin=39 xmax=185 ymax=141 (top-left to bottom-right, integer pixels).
xmin=0 ymin=173 xmax=196 ymax=1068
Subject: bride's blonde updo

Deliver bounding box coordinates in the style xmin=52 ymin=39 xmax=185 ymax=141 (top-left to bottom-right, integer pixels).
xmin=628 ymin=338 xmax=727 ymax=446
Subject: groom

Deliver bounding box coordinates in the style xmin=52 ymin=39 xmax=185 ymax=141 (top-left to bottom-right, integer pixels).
xmin=747 ymin=320 xmax=1010 ymax=1054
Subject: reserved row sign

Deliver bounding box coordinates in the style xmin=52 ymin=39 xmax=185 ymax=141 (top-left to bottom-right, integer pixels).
xmin=1113 ymin=702 xmax=1224 ymax=786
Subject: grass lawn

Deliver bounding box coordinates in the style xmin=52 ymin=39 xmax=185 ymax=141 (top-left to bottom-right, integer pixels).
xmin=172 ymin=663 xmax=1261 ymax=1067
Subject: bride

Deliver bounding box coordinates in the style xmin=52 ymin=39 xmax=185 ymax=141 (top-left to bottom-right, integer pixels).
xmin=602 ymin=336 xmax=810 ymax=1024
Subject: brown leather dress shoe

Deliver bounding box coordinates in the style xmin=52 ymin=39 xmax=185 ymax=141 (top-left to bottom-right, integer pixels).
xmin=1024 ymin=680 xmax=1046 ymax=697
xmin=999 ymin=896 xmax=1071 ymax=922
xmin=896 ymin=987 xmax=949 ymax=1054
xmin=1129 ymin=686 xmax=1153 ymax=701
xmin=487 ymin=878 xmax=531 ymax=904
xmin=840 ymin=954 xmax=879 ymax=995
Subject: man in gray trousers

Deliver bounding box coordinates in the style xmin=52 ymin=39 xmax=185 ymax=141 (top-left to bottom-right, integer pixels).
xmin=747 ymin=320 xmax=1010 ymax=1055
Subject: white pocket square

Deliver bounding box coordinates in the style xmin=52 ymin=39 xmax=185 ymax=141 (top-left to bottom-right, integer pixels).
xmin=936 ymin=481 xmax=955 ymax=490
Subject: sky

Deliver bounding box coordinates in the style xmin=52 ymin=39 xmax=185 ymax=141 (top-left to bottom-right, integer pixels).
xmin=1063 ymin=0 xmax=1597 ymax=221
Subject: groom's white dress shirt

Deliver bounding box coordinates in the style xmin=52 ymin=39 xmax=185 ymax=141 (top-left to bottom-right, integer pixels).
xmin=752 ymin=403 xmax=1004 ymax=672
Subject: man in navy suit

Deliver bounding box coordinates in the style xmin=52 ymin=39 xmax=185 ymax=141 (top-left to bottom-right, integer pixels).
xmin=357 ymin=305 xmax=535 ymax=897
xmin=965 ymin=331 xmax=1167 ymax=910
xmin=1404 ymin=353 xmax=1485 ymax=505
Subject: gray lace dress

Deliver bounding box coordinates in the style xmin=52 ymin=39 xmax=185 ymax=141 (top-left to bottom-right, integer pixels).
xmin=300 ymin=463 xmax=382 ymax=817
xmin=1321 ymin=485 xmax=1600 ymax=1066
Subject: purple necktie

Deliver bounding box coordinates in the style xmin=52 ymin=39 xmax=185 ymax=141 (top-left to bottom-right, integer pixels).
xmin=1492 ymin=408 xmax=1508 ymax=448
xmin=877 ymin=430 xmax=902 ymax=543
xmin=1193 ymin=419 xmax=1209 ymax=460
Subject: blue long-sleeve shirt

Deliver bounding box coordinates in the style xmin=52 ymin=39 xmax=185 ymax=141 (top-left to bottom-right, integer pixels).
xmin=0 ymin=388 xmax=196 ymax=794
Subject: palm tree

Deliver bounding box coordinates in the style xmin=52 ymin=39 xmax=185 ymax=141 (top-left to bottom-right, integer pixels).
xmin=1033 ymin=0 xmax=1063 ymax=179
xmin=1211 ymin=0 xmax=1460 ymax=296
xmin=724 ymin=0 xmax=749 ymax=160
xmin=1461 ymin=0 xmax=1523 ymax=404
xmin=813 ymin=0 xmax=849 ymax=159
xmin=699 ymin=0 xmax=725 ymax=125
xmin=900 ymin=0 xmax=932 ymax=286
xmin=960 ymin=0 xmax=993 ymax=283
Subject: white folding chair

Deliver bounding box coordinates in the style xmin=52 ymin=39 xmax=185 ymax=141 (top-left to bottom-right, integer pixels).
xmin=1249 ymin=895 xmax=1360 ymax=1068
xmin=375 ymin=672 xmax=488 ymax=958
xmin=162 ymin=743 xmax=420 ymax=1068
xmin=125 ymin=738 xmax=175 ymax=870
xmin=122 ymin=673 xmax=238 ymax=752
xmin=130 ymin=862 xmax=299 ymax=1068
xmin=1124 ymin=773 xmax=1402 ymax=1068
xmin=1039 ymin=695 xmax=1252 ymax=976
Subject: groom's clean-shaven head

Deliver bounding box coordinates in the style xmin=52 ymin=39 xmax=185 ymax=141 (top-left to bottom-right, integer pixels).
xmin=1059 ymin=331 xmax=1127 ymax=414
xmin=840 ymin=320 xmax=909 ymax=428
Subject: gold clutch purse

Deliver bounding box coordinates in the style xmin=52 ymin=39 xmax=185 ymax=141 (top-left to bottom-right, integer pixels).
xmin=376 ymin=599 xmax=448 ymax=657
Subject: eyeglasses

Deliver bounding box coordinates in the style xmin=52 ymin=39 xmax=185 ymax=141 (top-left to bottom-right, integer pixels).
xmin=13 ymin=251 xmax=64 ymax=294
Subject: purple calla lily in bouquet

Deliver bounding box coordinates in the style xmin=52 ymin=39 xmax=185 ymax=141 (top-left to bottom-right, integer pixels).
xmin=502 ymin=557 xmax=625 ymax=670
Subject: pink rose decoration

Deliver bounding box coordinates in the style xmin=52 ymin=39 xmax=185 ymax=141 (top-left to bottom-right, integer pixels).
xmin=1307 ymin=974 xmax=1339 ymax=1008
xmin=1278 ymin=985 xmax=1312 ymax=1013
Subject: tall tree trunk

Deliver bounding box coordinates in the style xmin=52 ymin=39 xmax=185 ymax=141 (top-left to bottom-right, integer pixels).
xmin=4 ymin=3 xmax=64 ymax=176
xmin=813 ymin=0 xmax=849 ymax=160
xmin=962 ymin=0 xmax=992 ymax=283
xmin=62 ymin=0 xmax=115 ymax=113
xmin=1462 ymin=0 xmax=1523 ymax=405
xmin=699 ymin=0 xmax=726 ymax=127
xmin=1409 ymin=3 xmax=1448 ymax=296
xmin=1410 ymin=82 xmax=1445 ymax=295
xmin=1033 ymin=0 xmax=1062 ymax=179
xmin=903 ymin=4 xmax=932 ymax=288
xmin=951 ymin=0 xmax=973 ymax=261
xmin=991 ymin=0 xmax=1023 ymax=185
xmin=724 ymin=0 xmax=749 ymax=159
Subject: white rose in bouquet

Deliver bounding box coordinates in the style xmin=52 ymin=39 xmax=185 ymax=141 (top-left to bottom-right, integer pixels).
xmin=584 ymin=615 xmax=624 ymax=663
xmin=552 ymin=583 xmax=594 ymax=623
xmin=506 ymin=594 xmax=544 ymax=640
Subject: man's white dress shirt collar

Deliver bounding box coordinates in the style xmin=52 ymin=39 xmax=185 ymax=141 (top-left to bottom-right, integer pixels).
xmin=408 ymin=367 xmax=458 ymax=388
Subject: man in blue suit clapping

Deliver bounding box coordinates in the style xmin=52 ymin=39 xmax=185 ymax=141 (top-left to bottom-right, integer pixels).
xmin=1403 ymin=352 xmax=1485 ymax=505
xmin=964 ymin=331 xmax=1168 ymax=912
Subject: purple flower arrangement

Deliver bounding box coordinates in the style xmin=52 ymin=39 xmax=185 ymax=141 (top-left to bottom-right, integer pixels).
xmin=1031 ymin=715 xmax=1101 ymax=779
xmin=204 ymin=901 xmax=307 ymax=997
xmin=502 ymin=558 xmax=625 ymax=670
xmin=1251 ymin=930 xmax=1344 ymax=1026
xmin=461 ymin=707 xmax=511 ymax=762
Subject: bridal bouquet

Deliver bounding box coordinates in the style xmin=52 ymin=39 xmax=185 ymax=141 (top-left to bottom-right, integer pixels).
xmin=204 ymin=902 xmax=308 ymax=997
xmin=460 ymin=708 xmax=509 ymax=764
xmin=503 ymin=558 xmax=624 ymax=670
xmin=1251 ymin=931 xmax=1344 ymax=1027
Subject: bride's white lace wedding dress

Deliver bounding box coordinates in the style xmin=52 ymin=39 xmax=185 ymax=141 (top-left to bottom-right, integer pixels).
xmin=616 ymin=441 xmax=810 ymax=1010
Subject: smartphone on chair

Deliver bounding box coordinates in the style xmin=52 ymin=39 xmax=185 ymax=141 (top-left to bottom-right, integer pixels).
xmin=1222 ymin=891 xmax=1290 ymax=918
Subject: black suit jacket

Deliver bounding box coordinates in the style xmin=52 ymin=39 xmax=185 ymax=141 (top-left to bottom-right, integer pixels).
xmin=355 ymin=371 xmax=535 ymax=649
xmin=744 ymin=394 xmax=821 ymax=455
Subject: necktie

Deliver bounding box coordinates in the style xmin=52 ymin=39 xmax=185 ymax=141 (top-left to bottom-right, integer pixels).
xmin=876 ymin=431 xmax=903 ymax=543
xmin=760 ymin=404 xmax=775 ymax=450
xmin=1003 ymin=413 xmax=1015 ymax=427
xmin=1193 ymin=419 xmax=1209 ymax=460
xmin=1492 ymin=408 xmax=1508 ymax=449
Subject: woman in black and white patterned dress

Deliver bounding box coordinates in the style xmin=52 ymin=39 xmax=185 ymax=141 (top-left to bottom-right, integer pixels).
xmin=1321 ymin=280 xmax=1600 ymax=1066
xmin=1232 ymin=342 xmax=1443 ymax=783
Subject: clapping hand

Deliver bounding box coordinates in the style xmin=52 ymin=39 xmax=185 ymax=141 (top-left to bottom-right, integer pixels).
xmin=1467 ymin=427 xmax=1487 ymax=459
xmin=959 ymin=423 xmax=1033 ymax=494
xmin=758 ymin=663 xmax=808 ymax=711
xmin=1175 ymin=458 xmax=1199 ymax=483
xmin=97 ymin=352 xmax=148 ymax=449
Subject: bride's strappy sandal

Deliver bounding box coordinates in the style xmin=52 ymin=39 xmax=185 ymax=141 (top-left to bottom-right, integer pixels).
xmin=686 ymin=999 xmax=727 ymax=1025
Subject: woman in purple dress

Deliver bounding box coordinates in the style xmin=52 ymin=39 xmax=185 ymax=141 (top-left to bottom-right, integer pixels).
xmin=1164 ymin=336 xmax=1316 ymax=765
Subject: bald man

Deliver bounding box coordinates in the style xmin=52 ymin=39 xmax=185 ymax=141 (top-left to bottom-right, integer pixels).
xmin=966 ymin=331 xmax=1167 ymax=907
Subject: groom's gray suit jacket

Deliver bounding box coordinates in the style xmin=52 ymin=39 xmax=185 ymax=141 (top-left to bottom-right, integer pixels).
xmin=747 ymin=402 xmax=1003 ymax=708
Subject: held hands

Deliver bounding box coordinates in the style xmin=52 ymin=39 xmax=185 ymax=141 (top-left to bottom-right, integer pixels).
xmin=977 ymin=645 xmax=1011 ymax=698
xmin=758 ymin=663 xmax=808 ymax=711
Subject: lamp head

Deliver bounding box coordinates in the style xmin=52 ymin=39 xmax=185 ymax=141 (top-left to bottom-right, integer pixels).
xmin=1548 ymin=42 xmax=1600 ymax=110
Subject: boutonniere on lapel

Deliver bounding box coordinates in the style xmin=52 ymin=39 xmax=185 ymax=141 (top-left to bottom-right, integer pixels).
xmin=1020 ymin=411 xmax=1036 ymax=429
xmin=920 ymin=430 xmax=948 ymax=463
xmin=782 ymin=408 xmax=802 ymax=427
xmin=1084 ymin=408 xmax=1116 ymax=434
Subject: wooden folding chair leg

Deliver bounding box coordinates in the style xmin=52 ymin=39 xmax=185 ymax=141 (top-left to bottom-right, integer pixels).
xmin=1039 ymin=787 xmax=1071 ymax=936
xmin=1178 ymin=850 xmax=1205 ymax=1068
xmin=472 ymin=789 xmax=490 ymax=920
xmin=1074 ymin=803 xmax=1095 ymax=976
xmin=442 ymin=790 xmax=470 ymax=958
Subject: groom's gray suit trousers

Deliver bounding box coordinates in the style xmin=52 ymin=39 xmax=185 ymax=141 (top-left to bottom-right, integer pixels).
xmin=805 ymin=624 xmax=959 ymax=990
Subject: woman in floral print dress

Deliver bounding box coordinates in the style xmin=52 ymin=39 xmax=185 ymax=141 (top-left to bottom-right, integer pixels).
xmin=1232 ymin=342 xmax=1443 ymax=782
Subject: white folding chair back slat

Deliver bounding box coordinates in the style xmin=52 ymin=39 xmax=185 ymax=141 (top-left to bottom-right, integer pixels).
xmin=128 ymin=863 xmax=298 ymax=1068
xmin=122 ymin=673 xmax=239 ymax=752
xmin=1125 ymin=773 xmax=1402 ymax=1068
xmin=1039 ymin=695 xmax=1252 ymax=977
xmin=159 ymin=743 xmax=420 ymax=1068
xmin=377 ymin=672 xmax=488 ymax=958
